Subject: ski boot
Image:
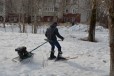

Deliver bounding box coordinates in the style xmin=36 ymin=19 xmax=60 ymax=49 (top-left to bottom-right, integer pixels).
xmin=48 ymin=51 xmax=56 ymax=60
xmin=55 ymin=52 xmax=67 ymax=61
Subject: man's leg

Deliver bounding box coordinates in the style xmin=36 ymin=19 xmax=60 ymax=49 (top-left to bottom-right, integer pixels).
xmin=48 ymin=42 xmax=56 ymax=59
xmin=49 ymin=42 xmax=55 ymax=52
xmin=54 ymin=41 xmax=63 ymax=59
xmin=54 ymin=41 xmax=62 ymax=53
xmin=54 ymin=41 xmax=66 ymax=60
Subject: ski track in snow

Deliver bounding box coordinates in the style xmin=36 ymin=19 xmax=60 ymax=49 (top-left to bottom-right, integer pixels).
xmin=0 ymin=24 xmax=109 ymax=76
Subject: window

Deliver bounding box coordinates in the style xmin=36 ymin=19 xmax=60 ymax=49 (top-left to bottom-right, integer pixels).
xmin=66 ymin=9 xmax=68 ymax=13
xmin=54 ymin=7 xmax=58 ymax=11
xmin=73 ymin=0 xmax=78 ymax=4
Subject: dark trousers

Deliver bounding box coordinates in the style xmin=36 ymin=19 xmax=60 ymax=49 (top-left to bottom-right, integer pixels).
xmin=49 ymin=41 xmax=62 ymax=53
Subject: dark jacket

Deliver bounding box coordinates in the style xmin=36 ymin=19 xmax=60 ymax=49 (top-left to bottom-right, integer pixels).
xmin=45 ymin=23 xmax=64 ymax=41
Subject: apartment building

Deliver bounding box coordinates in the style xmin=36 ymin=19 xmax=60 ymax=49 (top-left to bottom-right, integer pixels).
xmin=0 ymin=0 xmax=5 ymax=22
xmin=0 ymin=0 xmax=90 ymax=23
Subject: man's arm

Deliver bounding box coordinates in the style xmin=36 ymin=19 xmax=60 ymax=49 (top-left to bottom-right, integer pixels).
xmin=55 ymin=28 xmax=64 ymax=40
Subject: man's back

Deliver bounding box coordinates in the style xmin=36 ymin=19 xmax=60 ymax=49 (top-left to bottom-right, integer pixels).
xmin=45 ymin=27 xmax=56 ymax=41
xmin=45 ymin=22 xmax=64 ymax=41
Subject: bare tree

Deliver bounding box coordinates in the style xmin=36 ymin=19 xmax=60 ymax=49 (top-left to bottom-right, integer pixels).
xmin=3 ymin=0 xmax=6 ymax=28
xmin=31 ymin=0 xmax=41 ymax=33
xmin=12 ymin=0 xmax=26 ymax=33
xmin=107 ymin=0 xmax=114 ymax=75
xmin=88 ymin=0 xmax=97 ymax=42
xmin=21 ymin=0 xmax=26 ymax=33
xmin=97 ymin=0 xmax=108 ymax=28
xmin=20 ymin=0 xmax=30 ymax=33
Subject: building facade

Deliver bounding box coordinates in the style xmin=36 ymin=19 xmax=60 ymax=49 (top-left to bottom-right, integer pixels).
xmin=0 ymin=0 xmax=5 ymax=22
xmin=0 ymin=0 xmax=90 ymax=23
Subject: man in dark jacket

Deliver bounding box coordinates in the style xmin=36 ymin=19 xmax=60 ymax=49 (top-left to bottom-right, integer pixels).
xmin=45 ymin=22 xmax=64 ymax=60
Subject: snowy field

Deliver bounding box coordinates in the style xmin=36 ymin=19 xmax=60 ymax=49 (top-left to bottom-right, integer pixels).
xmin=0 ymin=24 xmax=110 ymax=76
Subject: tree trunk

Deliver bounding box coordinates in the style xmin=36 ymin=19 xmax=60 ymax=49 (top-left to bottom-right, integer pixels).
xmin=109 ymin=0 xmax=114 ymax=75
xmin=110 ymin=47 xmax=114 ymax=76
xmin=88 ymin=0 xmax=96 ymax=42
xmin=3 ymin=0 xmax=6 ymax=29
xmin=33 ymin=15 xmax=37 ymax=34
xmin=22 ymin=14 xmax=26 ymax=33
xmin=109 ymin=16 xmax=114 ymax=76
xmin=18 ymin=14 xmax=22 ymax=33
xmin=3 ymin=16 xmax=6 ymax=28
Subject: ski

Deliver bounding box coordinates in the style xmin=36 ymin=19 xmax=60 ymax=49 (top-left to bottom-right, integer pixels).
xmin=65 ymin=56 xmax=78 ymax=59
xmin=12 ymin=53 xmax=34 ymax=62
xmin=48 ymin=56 xmax=78 ymax=61
xmin=55 ymin=58 xmax=68 ymax=61
xmin=12 ymin=56 xmax=22 ymax=62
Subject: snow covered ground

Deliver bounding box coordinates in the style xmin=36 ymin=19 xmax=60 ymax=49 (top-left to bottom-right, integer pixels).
xmin=0 ymin=24 xmax=109 ymax=76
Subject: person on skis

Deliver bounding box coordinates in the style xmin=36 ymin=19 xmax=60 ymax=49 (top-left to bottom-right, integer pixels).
xmin=45 ymin=22 xmax=65 ymax=60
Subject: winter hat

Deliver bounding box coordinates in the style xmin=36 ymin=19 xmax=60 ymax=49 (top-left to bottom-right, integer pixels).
xmin=50 ymin=22 xmax=58 ymax=28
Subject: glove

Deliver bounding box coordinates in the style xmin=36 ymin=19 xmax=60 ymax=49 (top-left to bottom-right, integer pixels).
xmin=61 ymin=37 xmax=64 ymax=41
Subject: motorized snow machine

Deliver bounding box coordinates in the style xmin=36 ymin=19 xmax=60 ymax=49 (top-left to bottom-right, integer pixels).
xmin=15 ymin=46 xmax=33 ymax=60
xmin=12 ymin=40 xmax=48 ymax=62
